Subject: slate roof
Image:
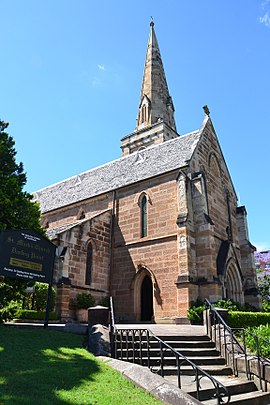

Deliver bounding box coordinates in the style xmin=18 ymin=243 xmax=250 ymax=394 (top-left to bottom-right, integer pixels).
xmin=35 ymin=130 xmax=201 ymax=214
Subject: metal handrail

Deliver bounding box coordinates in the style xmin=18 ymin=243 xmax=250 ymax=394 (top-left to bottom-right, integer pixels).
xmin=205 ymin=299 xmax=270 ymax=391
xmin=113 ymin=326 xmax=230 ymax=404
xmin=109 ymin=296 xmax=116 ymax=357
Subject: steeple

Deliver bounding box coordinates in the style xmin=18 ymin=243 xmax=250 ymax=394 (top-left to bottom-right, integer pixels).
xmin=120 ymin=22 xmax=179 ymax=156
xmin=136 ymin=21 xmax=176 ymax=132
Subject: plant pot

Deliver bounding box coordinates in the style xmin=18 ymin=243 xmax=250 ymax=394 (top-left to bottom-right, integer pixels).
xmin=76 ymin=309 xmax=88 ymax=323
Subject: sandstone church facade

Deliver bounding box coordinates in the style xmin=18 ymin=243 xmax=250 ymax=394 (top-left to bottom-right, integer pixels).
xmin=35 ymin=22 xmax=260 ymax=322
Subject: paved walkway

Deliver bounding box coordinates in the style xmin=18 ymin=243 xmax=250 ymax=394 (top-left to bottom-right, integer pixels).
xmin=7 ymin=322 xmax=207 ymax=337
xmin=115 ymin=323 xmax=206 ymax=336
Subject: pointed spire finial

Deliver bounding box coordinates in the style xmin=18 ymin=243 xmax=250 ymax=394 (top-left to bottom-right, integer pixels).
xmin=135 ymin=21 xmax=176 ymax=132
xmin=203 ymin=105 xmax=210 ymax=116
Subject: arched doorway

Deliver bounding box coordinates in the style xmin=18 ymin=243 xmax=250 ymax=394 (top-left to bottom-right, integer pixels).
xmin=140 ymin=275 xmax=153 ymax=321
xmin=225 ymin=263 xmax=244 ymax=305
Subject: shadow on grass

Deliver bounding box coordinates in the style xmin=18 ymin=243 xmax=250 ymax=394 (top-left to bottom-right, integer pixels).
xmin=0 ymin=325 xmax=100 ymax=405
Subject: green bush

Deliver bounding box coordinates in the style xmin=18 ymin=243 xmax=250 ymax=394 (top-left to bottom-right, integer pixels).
xmin=15 ymin=309 xmax=58 ymax=321
xmin=73 ymin=293 xmax=95 ymax=309
xmin=187 ymin=298 xmax=257 ymax=324
xmin=228 ymin=311 xmax=270 ymax=328
xmin=0 ymin=301 xmax=21 ymax=323
xmin=187 ymin=300 xmax=205 ymax=323
xmin=99 ymin=296 xmax=110 ymax=307
xmin=245 ymin=324 xmax=270 ymax=357
xmin=23 ymin=282 xmax=56 ymax=311
xmin=262 ymin=297 xmax=270 ymax=312
xmin=34 ymin=283 xmax=56 ymax=311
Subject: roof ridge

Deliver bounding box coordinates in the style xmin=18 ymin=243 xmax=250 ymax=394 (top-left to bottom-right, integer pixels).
xmin=34 ymin=129 xmax=200 ymax=195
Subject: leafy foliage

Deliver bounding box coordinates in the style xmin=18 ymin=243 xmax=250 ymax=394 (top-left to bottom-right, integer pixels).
xmin=187 ymin=299 xmax=205 ymax=323
xmin=0 ymin=120 xmax=46 ymax=308
xmin=0 ymin=120 xmax=43 ymax=232
xmin=99 ymin=295 xmax=110 ymax=307
xmin=245 ymin=324 xmax=270 ymax=357
xmin=262 ymin=297 xmax=270 ymax=312
xmin=0 ymin=301 xmax=20 ymax=323
xmin=22 ymin=282 xmax=56 ymax=311
xmin=187 ymin=298 xmax=255 ymax=324
xmin=73 ymin=293 xmax=96 ymax=309
xmin=228 ymin=311 xmax=270 ymax=328
xmin=14 ymin=309 xmax=57 ymax=321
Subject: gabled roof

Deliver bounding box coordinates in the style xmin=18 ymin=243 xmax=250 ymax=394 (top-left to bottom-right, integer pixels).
xmin=35 ymin=130 xmax=201 ymax=214
xmin=46 ymin=209 xmax=110 ymax=240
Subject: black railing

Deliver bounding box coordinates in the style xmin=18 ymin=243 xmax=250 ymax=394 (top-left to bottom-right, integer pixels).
xmin=205 ymin=299 xmax=270 ymax=391
xmin=113 ymin=328 xmax=230 ymax=404
xmin=109 ymin=296 xmax=116 ymax=357
xmin=109 ymin=298 xmax=230 ymax=404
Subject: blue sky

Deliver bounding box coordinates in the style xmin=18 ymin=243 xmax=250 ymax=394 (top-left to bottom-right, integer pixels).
xmin=1 ymin=1 xmax=270 ymax=251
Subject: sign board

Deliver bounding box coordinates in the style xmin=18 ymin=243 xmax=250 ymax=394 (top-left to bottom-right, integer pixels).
xmin=0 ymin=229 xmax=56 ymax=283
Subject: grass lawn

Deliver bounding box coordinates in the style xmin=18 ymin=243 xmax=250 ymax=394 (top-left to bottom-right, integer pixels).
xmin=0 ymin=325 xmax=161 ymax=405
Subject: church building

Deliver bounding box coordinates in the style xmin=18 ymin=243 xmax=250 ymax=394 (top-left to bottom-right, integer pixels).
xmin=35 ymin=22 xmax=260 ymax=322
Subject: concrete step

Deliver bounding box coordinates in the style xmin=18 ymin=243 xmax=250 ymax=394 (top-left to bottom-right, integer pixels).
xmin=188 ymin=380 xmax=258 ymax=401
xmin=116 ymin=329 xmax=270 ymax=405
xmin=159 ymin=340 xmax=216 ymax=349
xmin=118 ymin=356 xmax=226 ymax=367
xmin=204 ymin=389 xmax=270 ymax=405
xmin=116 ymin=339 xmax=216 ymax=348
xmin=161 ymin=364 xmax=233 ymax=376
xmin=116 ymin=348 xmax=220 ymax=358
xmin=116 ymin=333 xmax=211 ymax=342
xmin=156 ymin=334 xmax=211 ymax=342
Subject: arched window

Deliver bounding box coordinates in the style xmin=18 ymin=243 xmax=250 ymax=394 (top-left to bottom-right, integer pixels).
xmin=85 ymin=242 xmax=93 ymax=285
xmin=141 ymin=195 xmax=147 ymax=238
xmin=142 ymin=105 xmax=147 ymax=123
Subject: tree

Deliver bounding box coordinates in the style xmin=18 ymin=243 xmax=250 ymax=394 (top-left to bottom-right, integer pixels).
xmin=0 ymin=120 xmax=43 ymax=232
xmin=0 ymin=120 xmax=45 ymax=308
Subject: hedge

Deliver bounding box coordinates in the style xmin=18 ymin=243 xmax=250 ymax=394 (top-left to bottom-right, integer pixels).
xmin=228 ymin=311 xmax=270 ymax=328
xmin=14 ymin=309 xmax=58 ymax=321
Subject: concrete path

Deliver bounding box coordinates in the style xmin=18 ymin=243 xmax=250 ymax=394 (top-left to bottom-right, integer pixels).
xmin=115 ymin=324 xmax=206 ymax=336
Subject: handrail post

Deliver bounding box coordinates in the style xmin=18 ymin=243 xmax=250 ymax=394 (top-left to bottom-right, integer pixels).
xmin=126 ymin=330 xmax=129 ymax=361
xmin=132 ymin=329 xmax=135 ymax=363
xmin=139 ymin=329 xmax=143 ymax=366
xmin=176 ymin=354 xmax=181 ymax=389
xmin=242 ymin=329 xmax=249 ymax=380
xmin=109 ymin=296 xmax=116 ymax=358
xmin=159 ymin=341 xmax=164 ymax=377
xmin=195 ymin=368 xmax=200 ymax=401
xmin=231 ymin=329 xmax=237 ymax=376
xmin=146 ymin=330 xmax=150 ymax=368
xmin=255 ymin=335 xmax=263 ymax=391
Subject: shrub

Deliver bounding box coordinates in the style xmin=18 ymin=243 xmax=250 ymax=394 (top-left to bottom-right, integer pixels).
xmin=99 ymin=296 xmax=110 ymax=307
xmin=15 ymin=309 xmax=58 ymax=321
xmin=0 ymin=301 xmax=21 ymax=323
xmin=73 ymin=293 xmax=95 ymax=309
xmin=228 ymin=311 xmax=270 ymax=328
xmin=33 ymin=283 xmax=56 ymax=311
xmin=187 ymin=300 xmax=205 ymax=324
xmin=23 ymin=282 xmax=56 ymax=311
xmin=187 ymin=298 xmax=256 ymax=324
xmin=262 ymin=297 xmax=270 ymax=312
xmin=245 ymin=324 xmax=270 ymax=357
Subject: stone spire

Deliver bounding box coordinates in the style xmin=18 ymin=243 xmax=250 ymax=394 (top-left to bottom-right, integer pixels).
xmin=120 ymin=22 xmax=178 ymax=156
xmin=136 ymin=21 xmax=176 ymax=132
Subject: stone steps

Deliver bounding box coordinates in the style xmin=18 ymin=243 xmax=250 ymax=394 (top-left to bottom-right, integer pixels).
xmin=161 ymin=364 xmax=233 ymax=376
xmin=204 ymin=390 xmax=270 ymax=405
xmin=116 ymin=348 xmax=220 ymax=358
xmin=115 ymin=327 xmax=270 ymax=404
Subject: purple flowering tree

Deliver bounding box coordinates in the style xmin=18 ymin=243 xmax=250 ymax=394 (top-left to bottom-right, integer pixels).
xmin=254 ymin=251 xmax=270 ymax=303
